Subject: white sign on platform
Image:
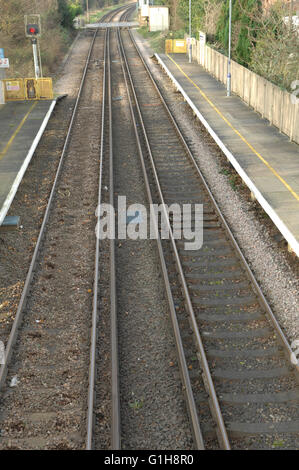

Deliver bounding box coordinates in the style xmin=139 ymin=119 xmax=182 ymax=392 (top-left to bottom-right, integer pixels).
xmin=6 ymin=81 xmax=20 ymax=91
xmin=199 ymin=31 xmax=206 ymax=46
xmin=0 ymin=58 xmax=9 ymax=68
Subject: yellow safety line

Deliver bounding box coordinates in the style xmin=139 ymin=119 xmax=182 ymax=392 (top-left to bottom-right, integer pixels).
xmin=0 ymin=101 xmax=38 ymax=161
xmin=167 ymin=54 xmax=299 ymax=203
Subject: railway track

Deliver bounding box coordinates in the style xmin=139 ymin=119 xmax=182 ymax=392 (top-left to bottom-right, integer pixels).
xmin=86 ymin=25 xmax=120 ymax=450
xmin=86 ymin=6 xmax=138 ymax=450
xmin=111 ymin=22 xmax=299 ymax=449
xmin=0 ymin=5 xmax=133 ymax=450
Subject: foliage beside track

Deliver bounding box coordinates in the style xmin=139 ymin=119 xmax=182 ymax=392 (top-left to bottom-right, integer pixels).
xmin=137 ymin=26 xmax=167 ymax=53
xmin=87 ymin=1 xmax=131 ymax=23
xmin=0 ymin=0 xmax=82 ymax=78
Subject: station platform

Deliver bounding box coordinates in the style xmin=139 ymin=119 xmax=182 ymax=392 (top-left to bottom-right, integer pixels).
xmin=0 ymin=99 xmax=56 ymax=227
xmin=156 ymin=53 xmax=299 ymax=257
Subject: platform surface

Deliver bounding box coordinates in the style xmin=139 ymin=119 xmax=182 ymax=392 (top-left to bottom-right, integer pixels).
xmin=0 ymin=100 xmax=55 ymax=226
xmin=157 ymin=53 xmax=299 ymax=256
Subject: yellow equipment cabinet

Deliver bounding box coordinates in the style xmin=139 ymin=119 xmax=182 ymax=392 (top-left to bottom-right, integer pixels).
xmin=3 ymin=79 xmax=25 ymax=101
xmin=3 ymin=78 xmax=53 ymax=101
xmin=165 ymin=39 xmax=187 ymax=54
xmin=38 ymin=78 xmax=54 ymax=100
xmin=25 ymin=78 xmax=53 ymax=100
xmin=173 ymin=39 xmax=187 ymax=53
xmin=165 ymin=39 xmax=173 ymax=54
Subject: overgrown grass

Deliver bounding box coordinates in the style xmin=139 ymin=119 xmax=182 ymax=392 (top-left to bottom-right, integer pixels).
xmin=166 ymin=29 xmax=186 ymax=40
xmin=137 ymin=26 xmax=189 ymax=53
xmin=137 ymin=26 xmax=167 ymax=53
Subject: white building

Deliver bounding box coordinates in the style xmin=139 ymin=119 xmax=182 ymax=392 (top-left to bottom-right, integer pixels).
xmin=148 ymin=6 xmax=169 ymax=32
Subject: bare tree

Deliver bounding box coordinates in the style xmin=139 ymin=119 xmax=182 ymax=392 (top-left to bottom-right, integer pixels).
xmin=201 ymin=0 xmax=223 ymax=37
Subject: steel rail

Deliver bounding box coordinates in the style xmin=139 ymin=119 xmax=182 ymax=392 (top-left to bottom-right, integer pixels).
xmin=118 ymin=28 xmax=232 ymax=449
xmin=0 ymin=29 xmax=99 ymax=391
xmin=119 ymin=4 xmax=137 ymax=21
xmin=108 ymin=28 xmax=121 ymax=451
xmin=91 ymin=2 xmax=136 ymax=26
xmin=86 ymin=28 xmax=108 ymax=450
xmin=96 ymin=4 xmax=131 ymax=23
xmin=116 ymin=27 xmax=206 ymax=450
xmin=127 ymin=30 xmax=299 ymax=378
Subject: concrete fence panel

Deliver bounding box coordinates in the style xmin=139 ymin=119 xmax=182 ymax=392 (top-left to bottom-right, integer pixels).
xmin=256 ymin=75 xmax=265 ymax=116
xmin=250 ymin=72 xmax=258 ymax=110
xmin=243 ymin=68 xmax=250 ymax=104
xmin=223 ymin=54 xmax=228 ymax=87
xmin=272 ymin=86 xmax=282 ymax=129
xmin=264 ymin=80 xmax=272 ymax=120
xmin=282 ymin=91 xmax=292 ymax=138
xmin=292 ymin=104 xmax=299 ymax=143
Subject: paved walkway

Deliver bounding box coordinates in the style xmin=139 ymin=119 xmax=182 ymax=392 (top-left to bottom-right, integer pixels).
xmin=156 ymin=53 xmax=299 ymax=256
xmin=0 ymin=100 xmax=56 ymax=226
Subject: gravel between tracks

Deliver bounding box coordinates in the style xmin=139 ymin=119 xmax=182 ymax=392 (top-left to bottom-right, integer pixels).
xmin=132 ymin=31 xmax=299 ymax=347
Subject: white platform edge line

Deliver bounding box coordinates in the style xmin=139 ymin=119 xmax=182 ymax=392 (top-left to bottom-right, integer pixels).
xmin=0 ymin=100 xmax=57 ymax=227
xmin=155 ymin=53 xmax=299 ymax=258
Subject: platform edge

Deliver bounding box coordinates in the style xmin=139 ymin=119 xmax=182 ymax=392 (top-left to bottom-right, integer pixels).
xmin=0 ymin=99 xmax=57 ymax=227
xmin=155 ymin=53 xmax=299 ymax=258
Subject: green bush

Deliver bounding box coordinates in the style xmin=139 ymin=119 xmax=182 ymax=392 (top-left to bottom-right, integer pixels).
xmin=58 ymin=0 xmax=83 ymax=29
xmin=166 ymin=29 xmax=186 ymax=39
xmin=178 ymin=0 xmax=204 ymax=34
xmin=216 ymin=0 xmax=262 ymax=67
